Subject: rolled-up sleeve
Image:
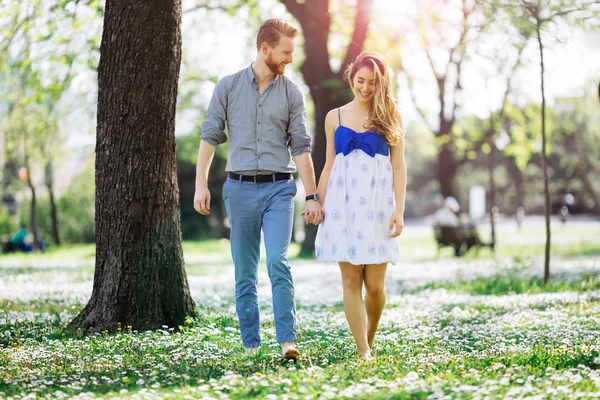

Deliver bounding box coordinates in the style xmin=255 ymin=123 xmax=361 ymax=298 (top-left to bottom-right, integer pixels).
xmin=287 ymin=82 xmax=311 ymax=156
xmin=201 ymin=79 xmax=229 ymax=145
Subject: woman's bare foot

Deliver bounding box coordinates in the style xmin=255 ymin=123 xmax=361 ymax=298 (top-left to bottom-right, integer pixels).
xmin=281 ymin=342 xmax=300 ymax=360
xmin=367 ymin=330 xmax=376 ymax=350
xmin=358 ymin=349 xmax=372 ymax=361
xmin=356 ymin=344 xmax=371 ymax=359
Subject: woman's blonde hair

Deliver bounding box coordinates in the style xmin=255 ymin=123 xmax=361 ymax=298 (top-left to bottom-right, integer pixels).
xmin=343 ymin=51 xmax=403 ymax=146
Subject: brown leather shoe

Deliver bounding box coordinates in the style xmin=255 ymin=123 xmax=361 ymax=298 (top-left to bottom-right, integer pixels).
xmin=281 ymin=342 xmax=300 ymax=360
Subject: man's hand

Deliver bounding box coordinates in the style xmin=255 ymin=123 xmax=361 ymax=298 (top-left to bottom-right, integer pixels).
xmin=389 ymin=211 xmax=404 ymax=238
xmin=194 ymin=187 xmax=211 ymax=215
xmin=301 ymin=201 xmax=324 ymax=225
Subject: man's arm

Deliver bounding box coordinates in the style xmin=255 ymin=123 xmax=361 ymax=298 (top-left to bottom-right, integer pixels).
xmin=287 ymin=81 xmax=323 ymax=224
xmin=293 ymin=152 xmax=317 ymax=195
xmin=194 ymin=140 xmax=217 ymax=215
xmin=195 ymin=78 xmax=228 ymax=215
xmin=293 ymin=152 xmax=323 ymax=225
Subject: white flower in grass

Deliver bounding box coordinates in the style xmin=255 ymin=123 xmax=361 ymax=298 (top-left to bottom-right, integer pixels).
xmin=405 ymin=371 xmax=418 ymax=380
xmin=594 ymin=357 xmax=600 ymax=364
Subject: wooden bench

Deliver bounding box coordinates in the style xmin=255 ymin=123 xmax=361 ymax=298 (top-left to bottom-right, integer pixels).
xmin=1 ymin=239 xmax=16 ymax=254
xmin=433 ymin=225 xmax=495 ymax=257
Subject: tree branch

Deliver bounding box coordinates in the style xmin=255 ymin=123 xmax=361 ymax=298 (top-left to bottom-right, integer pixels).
xmin=279 ymin=0 xmax=306 ymax=25
xmin=183 ymin=0 xmax=249 ymax=14
xmin=399 ymin=68 xmax=434 ymax=134
xmin=342 ymin=0 xmax=373 ymax=70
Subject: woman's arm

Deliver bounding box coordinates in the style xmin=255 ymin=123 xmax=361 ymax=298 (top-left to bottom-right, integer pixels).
xmin=316 ymin=109 xmax=338 ymax=206
xmin=389 ymin=134 xmax=407 ymax=237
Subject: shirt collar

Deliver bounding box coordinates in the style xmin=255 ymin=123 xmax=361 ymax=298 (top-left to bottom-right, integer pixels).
xmin=248 ymin=62 xmax=280 ymax=86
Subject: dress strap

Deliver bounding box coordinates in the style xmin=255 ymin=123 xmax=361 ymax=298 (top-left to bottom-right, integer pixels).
xmin=337 ymin=107 xmax=341 ymax=126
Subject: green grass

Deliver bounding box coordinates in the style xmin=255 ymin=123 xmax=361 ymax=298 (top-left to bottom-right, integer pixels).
xmin=2 ymin=298 xmax=600 ymax=398
xmin=406 ymin=271 xmax=600 ymax=296
xmin=2 ymin=223 xmax=600 ymax=398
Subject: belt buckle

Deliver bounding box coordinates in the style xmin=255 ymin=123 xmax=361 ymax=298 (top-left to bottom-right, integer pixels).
xmin=253 ymin=175 xmax=258 ymax=183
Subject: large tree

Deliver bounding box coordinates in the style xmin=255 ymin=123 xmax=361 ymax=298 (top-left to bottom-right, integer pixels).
xmin=69 ymin=0 xmax=195 ymax=332
xmin=280 ymin=0 xmax=373 ymax=252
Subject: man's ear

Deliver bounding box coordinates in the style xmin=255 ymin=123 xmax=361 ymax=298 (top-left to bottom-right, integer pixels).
xmin=260 ymin=42 xmax=270 ymax=55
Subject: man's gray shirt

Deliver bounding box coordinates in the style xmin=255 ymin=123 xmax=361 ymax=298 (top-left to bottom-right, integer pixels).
xmin=201 ymin=65 xmax=311 ymax=175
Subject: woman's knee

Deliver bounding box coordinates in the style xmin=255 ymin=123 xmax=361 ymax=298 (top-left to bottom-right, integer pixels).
xmin=342 ymin=274 xmax=363 ymax=293
xmin=365 ymin=281 xmax=385 ymax=297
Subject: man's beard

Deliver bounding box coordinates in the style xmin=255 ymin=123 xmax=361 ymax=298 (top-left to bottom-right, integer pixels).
xmin=265 ymin=54 xmax=286 ymax=75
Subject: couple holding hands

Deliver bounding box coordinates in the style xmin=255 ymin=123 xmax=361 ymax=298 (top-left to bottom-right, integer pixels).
xmin=194 ymin=18 xmax=406 ymax=361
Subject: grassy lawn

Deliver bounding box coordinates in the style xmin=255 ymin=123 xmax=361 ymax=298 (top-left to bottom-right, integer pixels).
xmin=1 ymin=220 xmax=600 ymax=398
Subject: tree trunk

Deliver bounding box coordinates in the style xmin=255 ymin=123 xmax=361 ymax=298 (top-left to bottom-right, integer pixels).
xmin=24 ymin=154 xmax=39 ymax=248
xmin=437 ymin=144 xmax=459 ymax=198
xmin=45 ymin=161 xmax=61 ymax=245
xmin=487 ymin=140 xmax=496 ymax=246
xmin=536 ymin=15 xmax=551 ymax=285
xmin=69 ymin=0 xmax=195 ymax=332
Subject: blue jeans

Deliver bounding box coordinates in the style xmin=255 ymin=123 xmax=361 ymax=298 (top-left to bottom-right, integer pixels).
xmin=222 ymin=176 xmax=297 ymax=348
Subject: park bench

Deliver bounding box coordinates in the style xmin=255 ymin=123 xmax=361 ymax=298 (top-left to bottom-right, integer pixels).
xmin=433 ymin=225 xmax=495 ymax=257
xmin=1 ymin=238 xmax=16 ymax=254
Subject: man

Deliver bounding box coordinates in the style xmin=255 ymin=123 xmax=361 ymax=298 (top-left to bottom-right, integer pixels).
xmin=432 ymin=196 xmax=460 ymax=228
xmin=194 ymin=18 xmax=323 ymax=360
xmin=11 ymin=224 xmax=32 ymax=252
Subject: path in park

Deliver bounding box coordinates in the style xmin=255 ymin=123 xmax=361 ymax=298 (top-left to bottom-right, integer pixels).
xmin=0 ymin=218 xmax=598 ymax=307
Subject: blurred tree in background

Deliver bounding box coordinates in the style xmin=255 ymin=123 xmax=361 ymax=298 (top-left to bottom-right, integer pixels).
xmin=0 ymin=0 xmax=101 ymax=245
xmin=0 ymin=0 xmax=598 ymax=256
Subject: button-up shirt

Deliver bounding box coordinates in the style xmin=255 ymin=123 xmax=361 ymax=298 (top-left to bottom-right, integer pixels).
xmin=201 ymin=64 xmax=311 ymax=175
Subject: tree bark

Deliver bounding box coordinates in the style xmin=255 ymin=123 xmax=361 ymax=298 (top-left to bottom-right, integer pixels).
xmin=69 ymin=0 xmax=195 ymax=332
xmin=45 ymin=161 xmax=61 ymax=245
xmin=536 ymin=8 xmax=551 ymax=284
xmin=437 ymin=144 xmax=459 ymax=198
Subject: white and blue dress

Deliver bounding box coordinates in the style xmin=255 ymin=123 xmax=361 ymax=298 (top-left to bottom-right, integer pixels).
xmin=315 ymin=108 xmax=400 ymax=265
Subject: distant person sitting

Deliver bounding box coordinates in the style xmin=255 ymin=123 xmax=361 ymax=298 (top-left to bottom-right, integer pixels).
xmin=11 ymin=225 xmax=33 ymax=252
xmin=432 ymin=196 xmax=460 ymax=227
xmin=432 ymin=197 xmax=483 ymax=256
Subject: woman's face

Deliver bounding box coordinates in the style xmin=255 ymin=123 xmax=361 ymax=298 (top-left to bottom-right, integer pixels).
xmin=352 ymin=66 xmax=376 ymax=104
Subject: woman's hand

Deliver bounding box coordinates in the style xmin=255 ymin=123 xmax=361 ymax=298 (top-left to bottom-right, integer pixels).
xmin=389 ymin=210 xmax=404 ymax=238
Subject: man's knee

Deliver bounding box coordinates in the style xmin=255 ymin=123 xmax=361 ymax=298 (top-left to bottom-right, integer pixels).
xmin=267 ymin=259 xmax=293 ymax=283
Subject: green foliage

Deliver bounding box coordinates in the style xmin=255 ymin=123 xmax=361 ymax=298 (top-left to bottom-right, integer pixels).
xmin=0 ymin=206 xmax=17 ymax=237
xmin=175 ymin=133 xmax=201 ymax=165
xmin=411 ymin=272 xmax=600 ymax=296
xmin=18 ymin=159 xmax=95 ymax=244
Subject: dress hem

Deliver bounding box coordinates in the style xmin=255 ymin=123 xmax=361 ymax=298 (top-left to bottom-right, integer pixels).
xmin=316 ymin=257 xmax=399 ymax=265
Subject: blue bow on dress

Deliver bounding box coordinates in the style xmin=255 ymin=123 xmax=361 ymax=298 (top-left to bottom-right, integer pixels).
xmin=342 ymin=130 xmax=376 ymax=157
xmin=335 ymin=126 xmax=388 ymax=157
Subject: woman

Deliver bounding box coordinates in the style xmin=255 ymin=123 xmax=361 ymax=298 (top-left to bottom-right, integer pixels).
xmin=313 ymin=51 xmax=406 ymax=360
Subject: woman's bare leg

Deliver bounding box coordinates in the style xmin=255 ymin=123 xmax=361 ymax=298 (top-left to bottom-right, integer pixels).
xmin=364 ymin=262 xmax=388 ymax=350
xmin=339 ymin=262 xmax=369 ymax=356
